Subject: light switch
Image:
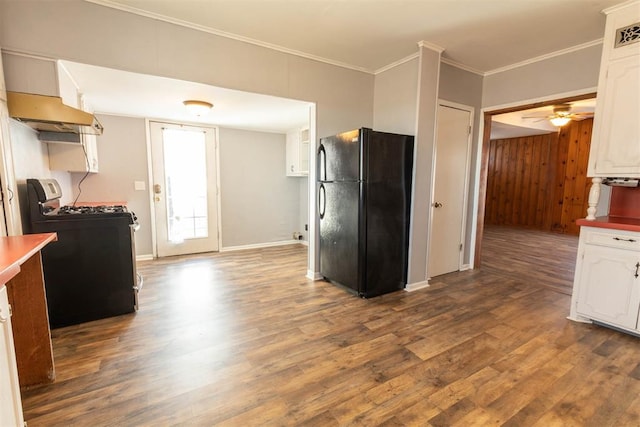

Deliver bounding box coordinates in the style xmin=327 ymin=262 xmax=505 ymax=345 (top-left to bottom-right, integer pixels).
xmin=134 ymin=181 xmax=146 ymax=191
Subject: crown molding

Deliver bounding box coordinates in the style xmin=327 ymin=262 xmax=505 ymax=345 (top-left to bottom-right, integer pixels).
xmin=84 ymin=1 xmax=608 ymax=81
xmin=86 ymin=0 xmax=374 ymax=74
xmin=440 ymin=57 xmax=484 ymax=76
xmin=484 ymin=39 xmax=604 ymax=76
xmin=417 ymin=40 xmax=445 ymax=53
xmin=603 ymin=0 xmax=640 ymax=15
xmin=374 ymin=52 xmax=420 ymax=75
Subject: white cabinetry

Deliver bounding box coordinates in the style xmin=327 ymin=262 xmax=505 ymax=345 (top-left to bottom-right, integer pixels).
xmin=48 ymin=133 xmax=99 ymax=173
xmin=570 ymin=226 xmax=640 ymax=334
xmin=588 ymin=1 xmax=640 ymax=177
xmin=286 ymin=127 xmax=309 ymax=177
xmin=2 ymin=53 xmax=99 ymax=173
xmin=0 ymin=285 xmax=24 ymax=426
xmin=47 ymin=93 xmax=99 ymax=173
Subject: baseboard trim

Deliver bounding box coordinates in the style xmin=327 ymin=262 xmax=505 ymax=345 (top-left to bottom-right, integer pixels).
xmin=220 ymin=240 xmax=302 ymax=252
xmin=460 ymin=263 xmax=472 ymax=271
xmin=136 ymin=254 xmax=154 ymax=262
xmin=405 ymin=280 xmax=430 ymax=292
xmin=307 ymin=270 xmax=323 ymax=281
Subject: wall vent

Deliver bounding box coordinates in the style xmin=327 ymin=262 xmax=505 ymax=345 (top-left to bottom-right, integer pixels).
xmin=615 ymin=22 xmax=640 ymax=48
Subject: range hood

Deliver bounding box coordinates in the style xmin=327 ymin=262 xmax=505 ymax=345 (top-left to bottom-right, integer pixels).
xmin=602 ymin=177 xmax=640 ymax=187
xmin=6 ymin=91 xmax=103 ymax=143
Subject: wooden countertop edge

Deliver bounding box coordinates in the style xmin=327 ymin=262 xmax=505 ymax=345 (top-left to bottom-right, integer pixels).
xmin=577 ymin=216 xmax=640 ymax=233
xmin=0 ymin=233 xmax=57 ymax=285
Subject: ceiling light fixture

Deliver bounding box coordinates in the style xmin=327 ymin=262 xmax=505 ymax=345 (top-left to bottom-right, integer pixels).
xmin=183 ymin=100 xmax=213 ymax=116
xmin=550 ymin=116 xmax=571 ymax=127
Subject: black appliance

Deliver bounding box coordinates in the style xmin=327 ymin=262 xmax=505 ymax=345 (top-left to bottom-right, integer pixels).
xmin=317 ymin=128 xmax=414 ymax=297
xmin=26 ymin=178 xmax=140 ymax=328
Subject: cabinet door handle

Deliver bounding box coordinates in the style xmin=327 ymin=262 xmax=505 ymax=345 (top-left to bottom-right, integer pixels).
xmin=635 ymin=262 xmax=639 ymax=279
xmin=613 ymin=237 xmax=636 ymax=242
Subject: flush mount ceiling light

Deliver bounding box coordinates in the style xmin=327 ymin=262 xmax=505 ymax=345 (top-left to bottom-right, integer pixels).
xmin=183 ymin=100 xmax=213 ymax=116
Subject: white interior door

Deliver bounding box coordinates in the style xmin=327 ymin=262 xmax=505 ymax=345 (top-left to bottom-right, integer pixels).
xmin=150 ymin=121 xmax=219 ymax=257
xmin=428 ymin=103 xmax=473 ymax=278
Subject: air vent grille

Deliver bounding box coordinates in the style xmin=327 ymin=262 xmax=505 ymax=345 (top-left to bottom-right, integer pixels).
xmin=615 ymin=22 xmax=640 ymax=48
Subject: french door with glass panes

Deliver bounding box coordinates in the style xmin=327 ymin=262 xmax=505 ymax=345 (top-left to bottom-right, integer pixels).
xmin=149 ymin=121 xmax=219 ymax=257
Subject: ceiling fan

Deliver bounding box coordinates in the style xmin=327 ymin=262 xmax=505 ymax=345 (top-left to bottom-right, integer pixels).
xmin=523 ymin=103 xmax=594 ymax=127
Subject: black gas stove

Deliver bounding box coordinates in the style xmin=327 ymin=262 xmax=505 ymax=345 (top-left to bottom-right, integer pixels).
xmin=26 ymin=178 xmax=140 ymax=328
xmin=57 ymin=204 xmax=128 ymax=215
xmin=29 ymin=178 xmax=136 ymax=223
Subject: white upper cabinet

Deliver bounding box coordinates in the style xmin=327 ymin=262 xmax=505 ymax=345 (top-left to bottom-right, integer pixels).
xmin=48 ymin=92 xmax=99 ymax=173
xmin=286 ymin=127 xmax=309 ymax=177
xmin=2 ymin=53 xmax=99 ymax=173
xmin=588 ymin=1 xmax=640 ymax=177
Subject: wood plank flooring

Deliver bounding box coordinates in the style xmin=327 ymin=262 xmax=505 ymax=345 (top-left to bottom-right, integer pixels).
xmin=20 ymin=227 xmax=640 ymax=426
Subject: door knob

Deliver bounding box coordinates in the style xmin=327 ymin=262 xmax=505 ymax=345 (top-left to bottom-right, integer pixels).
xmin=433 ymin=202 xmax=443 ymax=208
xmin=154 ymin=184 xmax=162 ymax=194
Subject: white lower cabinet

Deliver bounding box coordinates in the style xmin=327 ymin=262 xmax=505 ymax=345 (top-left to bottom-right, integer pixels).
xmin=0 ymin=285 xmax=24 ymax=426
xmin=571 ymin=226 xmax=640 ymax=334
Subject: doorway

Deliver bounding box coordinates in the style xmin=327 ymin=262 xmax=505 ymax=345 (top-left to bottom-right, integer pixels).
xmin=149 ymin=121 xmax=220 ymax=257
xmin=474 ymin=92 xmax=597 ymax=268
xmin=428 ymin=101 xmax=473 ymax=278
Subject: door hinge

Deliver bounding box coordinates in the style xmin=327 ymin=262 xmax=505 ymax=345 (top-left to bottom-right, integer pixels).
xmin=459 ymin=243 xmax=463 ymax=251
xmin=468 ymin=125 xmax=472 ymax=135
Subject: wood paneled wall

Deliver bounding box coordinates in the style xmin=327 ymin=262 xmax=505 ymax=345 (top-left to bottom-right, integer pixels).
xmin=485 ymin=118 xmax=593 ymax=235
xmin=551 ymin=118 xmax=593 ymax=235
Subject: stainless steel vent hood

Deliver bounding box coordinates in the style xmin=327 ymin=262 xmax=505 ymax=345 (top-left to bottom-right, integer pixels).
xmin=6 ymin=91 xmax=103 ymax=142
xmin=602 ymin=177 xmax=640 ymax=187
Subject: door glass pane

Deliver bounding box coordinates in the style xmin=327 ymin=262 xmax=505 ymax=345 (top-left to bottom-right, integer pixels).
xmin=162 ymin=128 xmax=208 ymax=242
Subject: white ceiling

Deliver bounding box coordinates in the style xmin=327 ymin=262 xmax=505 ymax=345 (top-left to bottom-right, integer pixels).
xmin=61 ymin=61 xmax=312 ymax=133
xmin=90 ymin=0 xmax=625 ymax=74
xmin=491 ymin=98 xmax=596 ymax=139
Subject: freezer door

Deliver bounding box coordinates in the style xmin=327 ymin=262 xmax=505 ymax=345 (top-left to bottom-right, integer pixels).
xmin=318 ymin=129 xmax=361 ymax=182
xmin=319 ymin=181 xmax=362 ymax=293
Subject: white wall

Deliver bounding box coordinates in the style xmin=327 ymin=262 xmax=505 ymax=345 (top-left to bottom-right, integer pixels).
xmin=482 ymin=45 xmax=601 ymax=108
xmin=69 ymin=114 xmax=152 ymax=256
xmin=0 ymin=0 xmax=374 ymax=275
xmin=408 ymin=45 xmax=441 ymax=286
xmin=372 ymin=56 xmax=485 ymax=275
xmin=298 ymin=178 xmax=309 ymax=242
xmin=8 ymin=121 xmax=72 ymax=232
xmin=373 ymin=58 xmax=419 ymax=135
xmin=219 ymin=128 xmax=301 ymax=248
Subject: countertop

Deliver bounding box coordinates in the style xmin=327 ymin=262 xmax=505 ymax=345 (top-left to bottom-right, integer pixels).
xmin=0 ymin=233 xmax=57 ymax=284
xmin=577 ymin=216 xmax=640 ymax=233
xmin=75 ymin=201 xmax=126 ymax=207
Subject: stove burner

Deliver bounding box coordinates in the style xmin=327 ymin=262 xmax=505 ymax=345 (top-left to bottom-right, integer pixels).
xmin=57 ymin=205 xmax=128 ymax=215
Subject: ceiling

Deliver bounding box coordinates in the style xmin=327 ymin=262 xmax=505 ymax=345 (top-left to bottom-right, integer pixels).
xmin=89 ymin=0 xmax=625 ymax=74
xmin=61 ymin=61 xmax=312 ymax=133
xmin=491 ymin=98 xmax=596 ymax=139
xmin=67 ymin=0 xmax=620 ymax=134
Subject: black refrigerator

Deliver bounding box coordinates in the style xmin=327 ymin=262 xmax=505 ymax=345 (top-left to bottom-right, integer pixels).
xmin=317 ymin=128 xmax=414 ymax=298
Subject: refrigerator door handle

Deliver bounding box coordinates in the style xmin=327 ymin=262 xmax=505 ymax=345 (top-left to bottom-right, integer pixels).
xmin=318 ymin=143 xmax=327 ymax=181
xmin=319 ymin=183 xmax=326 ymax=219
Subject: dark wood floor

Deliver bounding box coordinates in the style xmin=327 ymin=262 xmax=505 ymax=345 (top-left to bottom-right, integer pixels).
xmin=21 ymin=226 xmax=640 ymax=426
